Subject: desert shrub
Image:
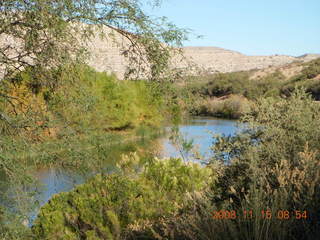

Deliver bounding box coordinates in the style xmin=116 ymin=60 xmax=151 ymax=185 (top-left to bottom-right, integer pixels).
xmin=298 ymin=58 xmax=320 ymax=80
xmin=177 ymin=70 xmax=285 ymax=118
xmin=194 ymin=95 xmax=251 ymax=119
xmin=32 ymin=156 xmax=213 ymax=239
xmin=201 ymin=72 xmax=251 ymax=97
xmin=282 ymin=78 xmax=320 ymax=100
xmin=197 ymin=71 xmax=284 ymax=100
xmin=209 ymin=89 xmax=320 ymax=239
xmin=248 ymin=71 xmax=284 ymax=98
xmin=281 ymin=58 xmax=320 ymax=99
xmin=142 ymin=157 xmax=213 ymax=195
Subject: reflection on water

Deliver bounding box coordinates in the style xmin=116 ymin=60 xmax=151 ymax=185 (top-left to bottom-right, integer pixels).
xmin=160 ymin=117 xmax=238 ymax=160
xmin=36 ymin=117 xmax=238 ymax=198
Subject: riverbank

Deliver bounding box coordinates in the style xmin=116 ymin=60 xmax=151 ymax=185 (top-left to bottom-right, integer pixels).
xmin=0 ymin=64 xmax=179 ymax=238
xmin=30 ymin=90 xmax=320 ymax=239
xmin=1 ymin=58 xmax=320 ymax=239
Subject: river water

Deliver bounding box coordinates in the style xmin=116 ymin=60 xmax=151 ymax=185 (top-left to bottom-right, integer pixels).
xmin=2 ymin=117 xmax=238 ymax=223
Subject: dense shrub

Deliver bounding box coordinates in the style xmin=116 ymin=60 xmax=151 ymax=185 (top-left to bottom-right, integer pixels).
xmin=32 ymin=156 xmax=213 ymax=239
xmin=201 ymin=72 xmax=251 ymax=97
xmin=198 ymin=71 xmax=284 ymax=100
xmin=177 ymin=70 xmax=285 ymax=118
xmin=47 ymin=65 xmax=165 ymax=132
xmin=0 ymin=64 xmax=167 ymax=138
xmin=206 ymin=90 xmax=320 ymax=240
xmin=193 ymin=95 xmax=251 ymax=119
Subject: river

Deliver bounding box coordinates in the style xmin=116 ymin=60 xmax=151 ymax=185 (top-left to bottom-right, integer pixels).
xmin=1 ymin=117 xmax=238 ymax=224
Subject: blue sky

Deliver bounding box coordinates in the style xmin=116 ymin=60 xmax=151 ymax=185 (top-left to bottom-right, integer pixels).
xmin=145 ymin=0 xmax=320 ymax=56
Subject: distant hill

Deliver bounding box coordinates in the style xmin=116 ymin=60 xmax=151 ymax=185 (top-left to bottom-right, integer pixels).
xmin=175 ymin=47 xmax=320 ymax=74
xmin=85 ymin=27 xmax=320 ymax=78
xmin=1 ymin=25 xmax=319 ymax=79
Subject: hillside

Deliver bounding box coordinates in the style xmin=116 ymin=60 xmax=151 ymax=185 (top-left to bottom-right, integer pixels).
xmin=1 ymin=25 xmax=319 ymax=79
xmin=84 ymin=26 xmax=320 ymax=78
xmin=176 ymin=57 xmax=320 ymax=119
xmin=174 ymin=47 xmax=319 ymax=74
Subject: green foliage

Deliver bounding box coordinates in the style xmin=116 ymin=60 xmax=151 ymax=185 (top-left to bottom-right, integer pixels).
xmin=175 ymin=70 xmax=285 ymax=118
xmin=199 ymin=71 xmax=284 ymax=100
xmin=48 ymin=65 xmax=165 ymax=131
xmin=207 ymin=90 xmax=320 ymax=239
xmin=32 ymin=174 xmax=148 ymax=239
xmin=32 ymin=157 xmax=212 ymax=239
xmin=127 ymin=89 xmax=320 ymax=240
xmin=201 ymin=72 xmax=251 ymax=97
xmin=142 ymin=158 xmax=213 ymax=196
xmin=0 ymin=207 xmax=33 ymax=240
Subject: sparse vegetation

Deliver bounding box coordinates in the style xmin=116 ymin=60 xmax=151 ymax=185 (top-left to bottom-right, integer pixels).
xmin=281 ymin=58 xmax=320 ymax=100
xmin=176 ymin=58 xmax=320 ymax=118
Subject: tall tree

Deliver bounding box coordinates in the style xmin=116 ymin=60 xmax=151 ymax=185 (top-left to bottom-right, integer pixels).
xmin=0 ymin=0 xmax=187 ymax=131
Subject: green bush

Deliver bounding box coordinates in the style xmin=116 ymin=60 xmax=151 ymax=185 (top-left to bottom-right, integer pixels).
xmin=197 ymin=71 xmax=284 ymax=100
xmin=201 ymin=72 xmax=251 ymax=97
xmin=32 ymin=157 xmax=213 ymax=239
xmin=176 ymin=70 xmax=285 ymax=118
xmin=209 ymin=90 xmax=320 ymax=239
